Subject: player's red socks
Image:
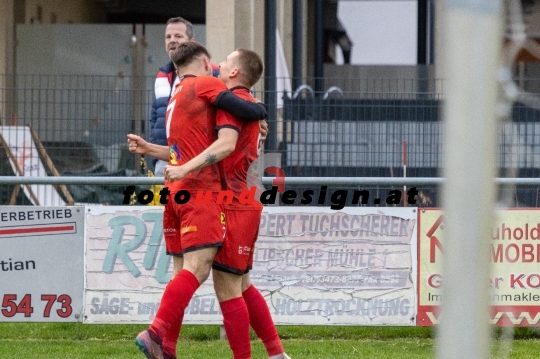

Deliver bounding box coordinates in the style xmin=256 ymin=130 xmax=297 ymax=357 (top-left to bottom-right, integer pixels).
xmin=161 ymin=308 xmax=184 ymax=357
xmin=243 ymin=284 xmax=284 ymax=356
xmin=149 ymin=269 xmax=200 ymax=340
xmin=220 ymin=296 xmax=251 ymax=359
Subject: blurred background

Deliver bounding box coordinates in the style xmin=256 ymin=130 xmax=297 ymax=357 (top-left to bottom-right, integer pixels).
xmin=0 ymin=0 xmax=538 ymax=206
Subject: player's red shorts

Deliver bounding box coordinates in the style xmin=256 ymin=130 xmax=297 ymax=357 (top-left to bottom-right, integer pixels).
xmin=213 ymin=204 xmax=262 ymax=274
xmin=163 ymin=190 xmax=226 ymax=256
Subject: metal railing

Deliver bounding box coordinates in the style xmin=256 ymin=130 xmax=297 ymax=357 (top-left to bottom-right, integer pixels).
xmin=1 ymin=176 xmax=539 ymax=208
xmin=4 ymin=176 xmax=540 ymax=186
xmin=2 ymin=74 xmax=540 ymax=206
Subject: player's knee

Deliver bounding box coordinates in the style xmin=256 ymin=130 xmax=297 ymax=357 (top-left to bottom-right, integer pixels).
xmin=241 ymin=274 xmax=252 ymax=292
xmin=213 ymin=270 xmax=243 ymax=302
xmin=172 ymin=256 xmax=184 ymax=277
xmin=183 ymin=260 xmax=212 ymax=283
xmin=191 ymin=265 xmax=212 ymax=283
xmin=212 ymin=269 xmax=225 ymax=290
xmin=183 ymin=247 xmax=218 ymax=283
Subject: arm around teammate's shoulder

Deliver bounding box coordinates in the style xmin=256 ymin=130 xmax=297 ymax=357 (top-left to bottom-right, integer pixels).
xmin=196 ymin=76 xmax=267 ymax=121
xmin=215 ymin=91 xmax=267 ymax=120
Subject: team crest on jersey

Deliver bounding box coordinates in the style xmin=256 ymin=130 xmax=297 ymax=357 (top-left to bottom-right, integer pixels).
xmin=220 ymin=212 xmax=226 ymax=225
xmin=169 ymin=144 xmax=181 ymax=164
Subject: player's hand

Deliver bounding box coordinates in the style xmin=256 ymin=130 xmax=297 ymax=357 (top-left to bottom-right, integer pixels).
xmin=259 ymin=120 xmax=268 ymax=142
xmin=164 ymin=165 xmax=189 ymax=182
xmin=127 ymin=134 xmax=149 ymax=155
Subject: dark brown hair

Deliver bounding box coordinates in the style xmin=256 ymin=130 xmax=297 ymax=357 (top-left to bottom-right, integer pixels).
xmin=171 ymin=42 xmax=211 ymax=69
xmin=235 ymin=48 xmax=264 ymax=87
xmin=166 ymin=17 xmax=194 ymax=39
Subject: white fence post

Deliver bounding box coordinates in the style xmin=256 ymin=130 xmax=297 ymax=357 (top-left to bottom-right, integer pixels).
xmin=438 ymin=1 xmax=503 ymax=359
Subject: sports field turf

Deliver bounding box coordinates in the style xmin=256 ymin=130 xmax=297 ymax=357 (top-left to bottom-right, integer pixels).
xmin=0 ymin=323 xmax=539 ymax=358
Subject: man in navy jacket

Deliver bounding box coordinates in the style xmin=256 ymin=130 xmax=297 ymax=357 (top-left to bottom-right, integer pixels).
xmin=150 ymin=17 xmax=219 ymax=176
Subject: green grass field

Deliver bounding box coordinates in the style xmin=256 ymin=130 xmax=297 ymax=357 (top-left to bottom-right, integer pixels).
xmin=0 ymin=323 xmax=539 ymax=358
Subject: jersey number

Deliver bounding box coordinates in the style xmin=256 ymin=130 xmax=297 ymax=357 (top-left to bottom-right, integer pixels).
xmin=165 ymin=99 xmax=176 ymax=139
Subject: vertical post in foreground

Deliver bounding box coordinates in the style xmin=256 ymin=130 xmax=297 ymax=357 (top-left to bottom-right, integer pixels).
xmin=292 ymin=0 xmax=303 ymax=92
xmin=264 ymin=0 xmax=278 ymax=151
xmin=438 ymin=1 xmax=503 ymax=359
xmin=132 ymin=24 xmax=145 ymax=173
xmin=314 ymin=0 xmax=324 ymax=94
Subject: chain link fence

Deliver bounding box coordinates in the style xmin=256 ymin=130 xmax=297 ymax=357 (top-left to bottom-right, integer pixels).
xmin=1 ymin=74 xmax=539 ymax=206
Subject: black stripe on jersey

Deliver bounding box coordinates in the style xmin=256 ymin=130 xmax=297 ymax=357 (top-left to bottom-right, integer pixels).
xmin=215 ymin=124 xmax=241 ymax=133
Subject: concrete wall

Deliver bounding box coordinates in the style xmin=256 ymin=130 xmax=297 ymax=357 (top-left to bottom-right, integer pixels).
xmin=206 ymin=0 xmax=267 ymax=67
xmin=206 ymin=0 xmax=302 ymax=90
xmin=0 ymin=0 xmax=106 ymax=124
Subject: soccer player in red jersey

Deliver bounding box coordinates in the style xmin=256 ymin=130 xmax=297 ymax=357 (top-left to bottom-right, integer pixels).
xmin=129 ymin=42 xmax=267 ymax=359
xmin=164 ymin=49 xmax=290 ymax=359
xmin=214 ymin=49 xmax=290 ymax=359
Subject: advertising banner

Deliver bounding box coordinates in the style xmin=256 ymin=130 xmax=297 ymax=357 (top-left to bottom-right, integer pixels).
xmin=0 ymin=206 xmax=85 ymax=322
xmin=85 ymin=206 xmax=174 ymax=324
xmin=251 ymin=207 xmax=417 ymax=325
xmin=85 ymin=206 xmax=417 ymax=325
xmin=418 ymin=208 xmax=540 ymax=327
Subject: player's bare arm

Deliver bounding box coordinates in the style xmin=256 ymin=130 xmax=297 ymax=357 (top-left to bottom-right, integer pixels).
xmin=259 ymin=119 xmax=268 ymax=142
xmin=127 ymin=133 xmax=169 ymax=161
xmin=164 ymin=128 xmax=239 ymax=182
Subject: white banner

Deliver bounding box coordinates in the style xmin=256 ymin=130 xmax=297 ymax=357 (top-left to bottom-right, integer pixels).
xmin=84 ymin=206 xmax=174 ymax=323
xmin=0 ymin=126 xmax=65 ymax=206
xmin=253 ymin=207 xmax=417 ymax=325
xmin=0 ymin=206 xmax=85 ymax=322
xmin=84 ymin=206 xmax=417 ymax=325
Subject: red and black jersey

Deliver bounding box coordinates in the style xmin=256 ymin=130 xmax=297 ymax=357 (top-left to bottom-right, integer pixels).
xmin=165 ymin=75 xmax=229 ymax=192
xmin=215 ymin=86 xmax=262 ymax=208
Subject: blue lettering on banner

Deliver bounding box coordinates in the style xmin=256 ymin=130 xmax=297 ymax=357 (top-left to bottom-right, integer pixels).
xmin=185 ymin=297 xmax=221 ymax=315
xmin=101 ymin=213 xmax=171 ymax=284
xmin=89 ymin=295 xmax=225 ymax=317
xmin=273 ymin=298 xmax=411 ymax=317
xmin=89 ymin=294 xmax=132 ymax=315
xmin=138 ymin=301 xmax=161 ymax=315
xmin=259 ymin=213 xmax=414 ymax=239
